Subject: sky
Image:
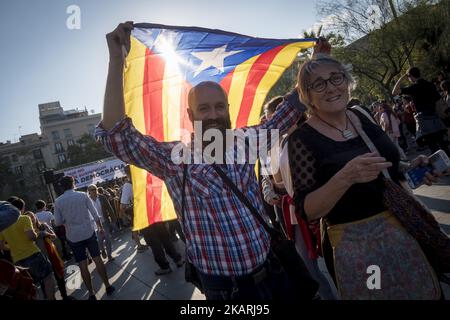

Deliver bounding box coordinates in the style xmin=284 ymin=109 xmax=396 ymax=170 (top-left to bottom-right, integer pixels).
xmin=0 ymin=0 xmax=320 ymax=143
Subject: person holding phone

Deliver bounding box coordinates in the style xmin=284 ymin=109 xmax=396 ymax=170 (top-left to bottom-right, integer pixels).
xmin=288 ymin=52 xmax=444 ymax=299
xmin=404 ymin=150 xmax=450 ymax=189
xmin=54 ymin=176 xmax=115 ymax=300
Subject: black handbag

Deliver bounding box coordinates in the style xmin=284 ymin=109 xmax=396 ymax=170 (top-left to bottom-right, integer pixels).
xmin=348 ymin=111 xmax=450 ymax=283
xmin=211 ymin=164 xmax=319 ymax=300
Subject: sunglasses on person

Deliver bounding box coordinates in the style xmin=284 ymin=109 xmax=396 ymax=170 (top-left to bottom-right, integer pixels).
xmin=307 ymin=72 xmax=346 ymax=93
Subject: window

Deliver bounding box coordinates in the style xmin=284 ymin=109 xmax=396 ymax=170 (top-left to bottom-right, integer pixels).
xmin=15 ymin=166 xmax=23 ymax=175
xmin=58 ymin=154 xmax=67 ymax=164
xmin=12 ymin=154 xmax=18 ymax=162
xmin=33 ymin=149 xmax=43 ymax=160
xmin=67 ymin=139 xmax=75 ymax=147
xmin=55 ymin=142 xmax=64 ymax=153
xmin=51 ymin=131 xmax=60 ymax=140
xmin=64 ymin=128 xmax=73 ymax=138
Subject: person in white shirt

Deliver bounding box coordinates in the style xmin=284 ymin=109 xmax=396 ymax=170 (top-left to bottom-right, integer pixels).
xmin=120 ymin=169 xmax=148 ymax=253
xmin=35 ymin=200 xmax=55 ymax=229
xmin=54 ymin=176 xmax=115 ymax=300
xmin=87 ymin=184 xmax=114 ymax=262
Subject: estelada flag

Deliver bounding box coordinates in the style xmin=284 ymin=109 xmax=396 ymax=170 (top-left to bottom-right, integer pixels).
xmin=124 ymin=23 xmax=315 ymax=230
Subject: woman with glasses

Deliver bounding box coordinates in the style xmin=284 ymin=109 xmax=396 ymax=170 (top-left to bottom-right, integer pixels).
xmin=286 ymin=52 xmax=443 ymax=299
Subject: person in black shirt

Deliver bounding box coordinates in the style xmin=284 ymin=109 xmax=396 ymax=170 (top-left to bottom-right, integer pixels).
xmin=392 ymin=67 xmax=449 ymax=155
xmin=289 ymin=55 xmax=443 ymax=299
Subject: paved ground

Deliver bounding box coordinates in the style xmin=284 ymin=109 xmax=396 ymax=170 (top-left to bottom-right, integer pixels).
xmin=406 ymin=175 xmax=450 ymax=299
xmin=62 ymin=233 xmax=205 ymax=300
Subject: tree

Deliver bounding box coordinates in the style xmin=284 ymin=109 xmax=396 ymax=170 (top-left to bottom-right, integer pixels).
xmin=316 ymin=0 xmax=449 ymax=103
xmin=64 ymin=133 xmax=111 ymax=169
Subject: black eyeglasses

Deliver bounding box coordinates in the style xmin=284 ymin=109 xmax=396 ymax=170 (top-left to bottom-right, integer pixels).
xmin=307 ymin=72 xmax=346 ymax=93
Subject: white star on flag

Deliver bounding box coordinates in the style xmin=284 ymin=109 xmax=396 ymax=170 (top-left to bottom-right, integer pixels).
xmin=191 ymin=45 xmax=243 ymax=77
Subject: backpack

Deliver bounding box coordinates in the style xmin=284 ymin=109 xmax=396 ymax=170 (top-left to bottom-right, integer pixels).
xmin=0 ymin=259 xmax=37 ymax=300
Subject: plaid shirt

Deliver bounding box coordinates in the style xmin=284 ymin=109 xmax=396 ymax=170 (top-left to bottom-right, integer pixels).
xmin=95 ymin=92 xmax=304 ymax=276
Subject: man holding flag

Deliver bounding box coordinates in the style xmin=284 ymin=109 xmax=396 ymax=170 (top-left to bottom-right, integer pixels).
xmin=95 ymin=21 xmax=328 ymax=300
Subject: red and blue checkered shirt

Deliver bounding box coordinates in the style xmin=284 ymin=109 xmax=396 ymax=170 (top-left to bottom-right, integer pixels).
xmin=95 ymin=92 xmax=304 ymax=276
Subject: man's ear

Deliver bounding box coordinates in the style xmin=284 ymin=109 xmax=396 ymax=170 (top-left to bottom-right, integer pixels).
xmin=187 ymin=107 xmax=194 ymax=123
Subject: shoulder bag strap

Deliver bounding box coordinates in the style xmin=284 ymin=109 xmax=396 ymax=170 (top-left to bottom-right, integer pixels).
xmin=211 ymin=164 xmax=279 ymax=238
xmin=347 ymin=110 xmax=392 ymax=180
xmin=351 ymin=105 xmax=377 ymax=125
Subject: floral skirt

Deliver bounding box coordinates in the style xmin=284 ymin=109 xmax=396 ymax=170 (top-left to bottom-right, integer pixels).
xmin=327 ymin=211 xmax=441 ymax=299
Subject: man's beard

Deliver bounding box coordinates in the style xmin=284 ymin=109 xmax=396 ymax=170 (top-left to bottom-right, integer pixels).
xmin=196 ymin=116 xmax=232 ymax=160
xmin=201 ymin=116 xmax=232 ymax=135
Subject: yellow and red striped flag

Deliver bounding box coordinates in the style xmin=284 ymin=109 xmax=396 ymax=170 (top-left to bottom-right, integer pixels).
xmin=124 ymin=23 xmax=315 ymax=230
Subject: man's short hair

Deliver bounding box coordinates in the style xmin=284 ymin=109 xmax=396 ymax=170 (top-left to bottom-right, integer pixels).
xmin=10 ymin=198 xmax=25 ymax=211
xmin=59 ymin=176 xmax=75 ymax=191
xmin=35 ymin=200 xmax=46 ymax=210
xmin=7 ymin=196 xmax=19 ymax=204
xmin=408 ymin=67 xmax=421 ymax=79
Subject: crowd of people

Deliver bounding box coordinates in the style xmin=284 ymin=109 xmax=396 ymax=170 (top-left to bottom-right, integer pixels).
xmin=1 ymin=22 xmax=449 ymax=301
xmin=0 ymin=171 xmax=186 ymax=300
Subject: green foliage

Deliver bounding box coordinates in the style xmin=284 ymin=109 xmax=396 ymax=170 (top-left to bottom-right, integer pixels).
xmin=62 ymin=133 xmax=111 ymax=169
xmin=313 ymin=0 xmax=448 ymax=104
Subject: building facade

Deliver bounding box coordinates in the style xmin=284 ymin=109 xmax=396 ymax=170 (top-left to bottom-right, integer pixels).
xmin=0 ymin=101 xmax=101 ymax=204
xmin=39 ymin=101 xmax=101 ymax=168
xmin=0 ymin=133 xmax=53 ymax=203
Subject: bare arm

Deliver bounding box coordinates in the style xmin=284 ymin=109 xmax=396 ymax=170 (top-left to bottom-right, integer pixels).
xmin=392 ymin=73 xmax=408 ymax=96
xmin=25 ymin=229 xmax=38 ymax=241
xmin=102 ymin=22 xmax=133 ymax=130
xmin=43 ymin=224 xmax=56 ymax=241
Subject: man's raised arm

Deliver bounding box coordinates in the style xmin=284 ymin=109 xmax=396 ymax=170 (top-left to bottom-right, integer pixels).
xmin=102 ymin=21 xmax=133 ymax=130
xmin=95 ymin=22 xmax=179 ymax=179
